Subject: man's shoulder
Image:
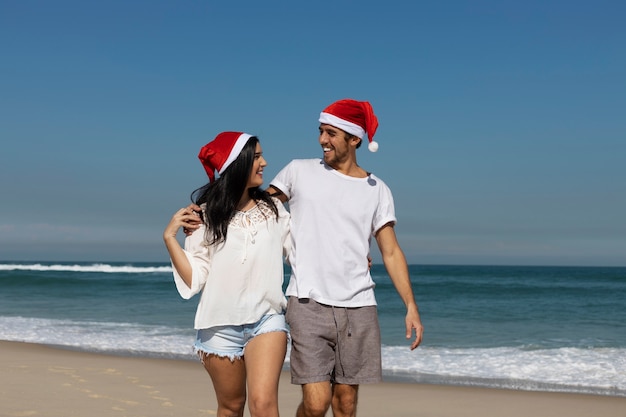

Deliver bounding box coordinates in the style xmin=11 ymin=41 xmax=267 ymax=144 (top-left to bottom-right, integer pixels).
xmin=365 ymin=171 xmax=389 ymax=185
xmin=279 ymin=158 xmax=323 ymax=173
xmin=287 ymin=158 xmax=322 ymax=166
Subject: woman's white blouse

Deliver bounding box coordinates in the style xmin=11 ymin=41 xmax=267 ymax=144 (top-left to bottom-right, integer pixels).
xmin=172 ymin=198 xmax=290 ymax=329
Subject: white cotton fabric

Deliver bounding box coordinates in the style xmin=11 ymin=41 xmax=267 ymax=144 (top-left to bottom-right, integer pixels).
xmin=172 ymin=198 xmax=290 ymax=329
xmin=270 ymin=159 xmax=397 ymax=307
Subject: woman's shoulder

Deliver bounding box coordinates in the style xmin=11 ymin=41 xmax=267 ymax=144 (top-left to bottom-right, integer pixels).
xmin=268 ymin=196 xmax=285 ymax=207
xmin=255 ymin=197 xmax=289 ymax=218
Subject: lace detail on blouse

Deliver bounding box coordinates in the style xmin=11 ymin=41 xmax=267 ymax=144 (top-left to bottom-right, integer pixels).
xmin=230 ymin=200 xmax=277 ymax=263
xmin=199 ymin=200 xmax=279 ymax=263
xmin=230 ymin=200 xmax=276 ymax=228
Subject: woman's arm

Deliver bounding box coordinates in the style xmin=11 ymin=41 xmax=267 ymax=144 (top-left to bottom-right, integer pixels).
xmin=163 ymin=206 xmax=202 ymax=288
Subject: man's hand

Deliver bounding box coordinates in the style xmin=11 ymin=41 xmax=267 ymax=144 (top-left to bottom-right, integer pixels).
xmin=405 ymin=305 xmax=423 ymax=350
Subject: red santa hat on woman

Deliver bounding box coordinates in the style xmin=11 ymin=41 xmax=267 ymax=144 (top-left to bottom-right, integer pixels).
xmin=319 ymin=99 xmax=379 ymax=152
xmin=198 ymin=131 xmax=253 ymax=182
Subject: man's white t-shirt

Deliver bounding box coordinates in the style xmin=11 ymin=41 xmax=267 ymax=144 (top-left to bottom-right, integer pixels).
xmin=271 ymin=159 xmax=397 ymax=307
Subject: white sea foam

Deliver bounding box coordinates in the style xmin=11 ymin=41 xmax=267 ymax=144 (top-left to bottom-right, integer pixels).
xmin=382 ymin=345 xmax=626 ymax=395
xmin=0 ymin=263 xmax=173 ymax=273
xmin=0 ymin=316 xmax=193 ymax=357
xmin=1 ymin=316 xmax=624 ymax=396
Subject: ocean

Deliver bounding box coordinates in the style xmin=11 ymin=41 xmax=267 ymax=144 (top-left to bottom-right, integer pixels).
xmin=1 ymin=262 xmax=624 ymax=397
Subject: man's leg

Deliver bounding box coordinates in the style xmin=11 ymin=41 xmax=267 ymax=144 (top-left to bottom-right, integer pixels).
xmin=296 ymin=381 xmax=332 ymax=417
xmin=331 ymin=383 xmax=359 ymax=417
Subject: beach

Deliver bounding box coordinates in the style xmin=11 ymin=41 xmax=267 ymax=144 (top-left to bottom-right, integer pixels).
xmin=2 ymin=341 xmax=625 ymax=417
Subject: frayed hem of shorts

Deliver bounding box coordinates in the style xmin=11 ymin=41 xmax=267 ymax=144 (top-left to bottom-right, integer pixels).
xmin=194 ymin=348 xmax=243 ymax=364
xmin=193 ymin=328 xmax=289 ymax=364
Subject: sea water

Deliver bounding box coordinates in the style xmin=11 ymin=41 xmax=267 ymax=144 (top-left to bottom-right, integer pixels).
xmin=0 ymin=262 xmax=624 ymax=396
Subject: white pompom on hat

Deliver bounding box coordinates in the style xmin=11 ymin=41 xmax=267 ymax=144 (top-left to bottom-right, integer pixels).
xmin=198 ymin=131 xmax=253 ymax=182
xmin=319 ymin=99 xmax=380 ymax=152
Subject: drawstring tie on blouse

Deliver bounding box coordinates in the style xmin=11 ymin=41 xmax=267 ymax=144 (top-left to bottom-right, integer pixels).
xmin=240 ymin=211 xmax=258 ymax=263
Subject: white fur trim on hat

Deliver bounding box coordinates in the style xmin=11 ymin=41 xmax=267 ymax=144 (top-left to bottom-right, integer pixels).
xmin=319 ymin=112 xmax=365 ymax=139
xmin=219 ymin=133 xmax=252 ymax=174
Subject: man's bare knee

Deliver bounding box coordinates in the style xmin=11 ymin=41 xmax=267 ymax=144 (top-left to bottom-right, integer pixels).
xmin=297 ymin=382 xmax=332 ymax=417
xmin=331 ymin=384 xmax=359 ymax=417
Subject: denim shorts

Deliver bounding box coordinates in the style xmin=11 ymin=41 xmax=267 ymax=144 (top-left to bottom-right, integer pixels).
xmin=194 ymin=313 xmax=289 ymax=361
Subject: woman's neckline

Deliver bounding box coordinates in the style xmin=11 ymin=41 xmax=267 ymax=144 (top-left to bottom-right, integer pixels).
xmin=236 ymin=199 xmax=258 ymax=213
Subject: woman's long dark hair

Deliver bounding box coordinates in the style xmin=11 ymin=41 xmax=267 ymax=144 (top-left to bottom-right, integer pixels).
xmin=191 ymin=136 xmax=279 ymax=245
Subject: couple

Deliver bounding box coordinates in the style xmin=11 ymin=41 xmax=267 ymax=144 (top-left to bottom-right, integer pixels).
xmin=163 ymin=99 xmax=424 ymax=417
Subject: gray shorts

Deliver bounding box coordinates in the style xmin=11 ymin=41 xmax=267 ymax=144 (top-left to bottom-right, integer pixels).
xmin=286 ymin=296 xmax=382 ymax=385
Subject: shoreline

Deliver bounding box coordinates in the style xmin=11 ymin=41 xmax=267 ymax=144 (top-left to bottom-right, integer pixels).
xmin=7 ymin=339 xmax=624 ymax=398
xmin=2 ymin=340 xmax=625 ymax=417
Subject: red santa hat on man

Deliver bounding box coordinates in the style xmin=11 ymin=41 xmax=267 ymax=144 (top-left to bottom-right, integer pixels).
xmin=319 ymin=99 xmax=379 ymax=152
xmin=198 ymin=131 xmax=253 ymax=183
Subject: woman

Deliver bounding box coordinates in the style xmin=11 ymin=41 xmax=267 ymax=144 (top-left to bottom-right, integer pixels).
xmin=163 ymin=131 xmax=290 ymax=417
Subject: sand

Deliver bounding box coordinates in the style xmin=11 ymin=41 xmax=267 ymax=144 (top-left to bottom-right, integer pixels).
xmin=1 ymin=340 xmax=624 ymax=417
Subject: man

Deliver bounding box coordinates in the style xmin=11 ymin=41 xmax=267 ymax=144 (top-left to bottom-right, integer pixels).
xmin=269 ymin=99 xmax=423 ymax=417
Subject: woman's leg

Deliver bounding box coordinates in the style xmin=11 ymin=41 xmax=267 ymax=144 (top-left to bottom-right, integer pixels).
xmin=202 ymin=353 xmax=247 ymax=417
xmin=244 ymin=331 xmax=288 ymax=417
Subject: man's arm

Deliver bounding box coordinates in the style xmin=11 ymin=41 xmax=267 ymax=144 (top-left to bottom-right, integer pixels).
xmin=375 ymin=223 xmax=423 ymax=350
xmin=267 ymin=185 xmax=288 ymax=203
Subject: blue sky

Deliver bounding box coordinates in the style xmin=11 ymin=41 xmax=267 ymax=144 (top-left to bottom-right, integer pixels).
xmin=1 ymin=0 xmax=624 ymax=266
